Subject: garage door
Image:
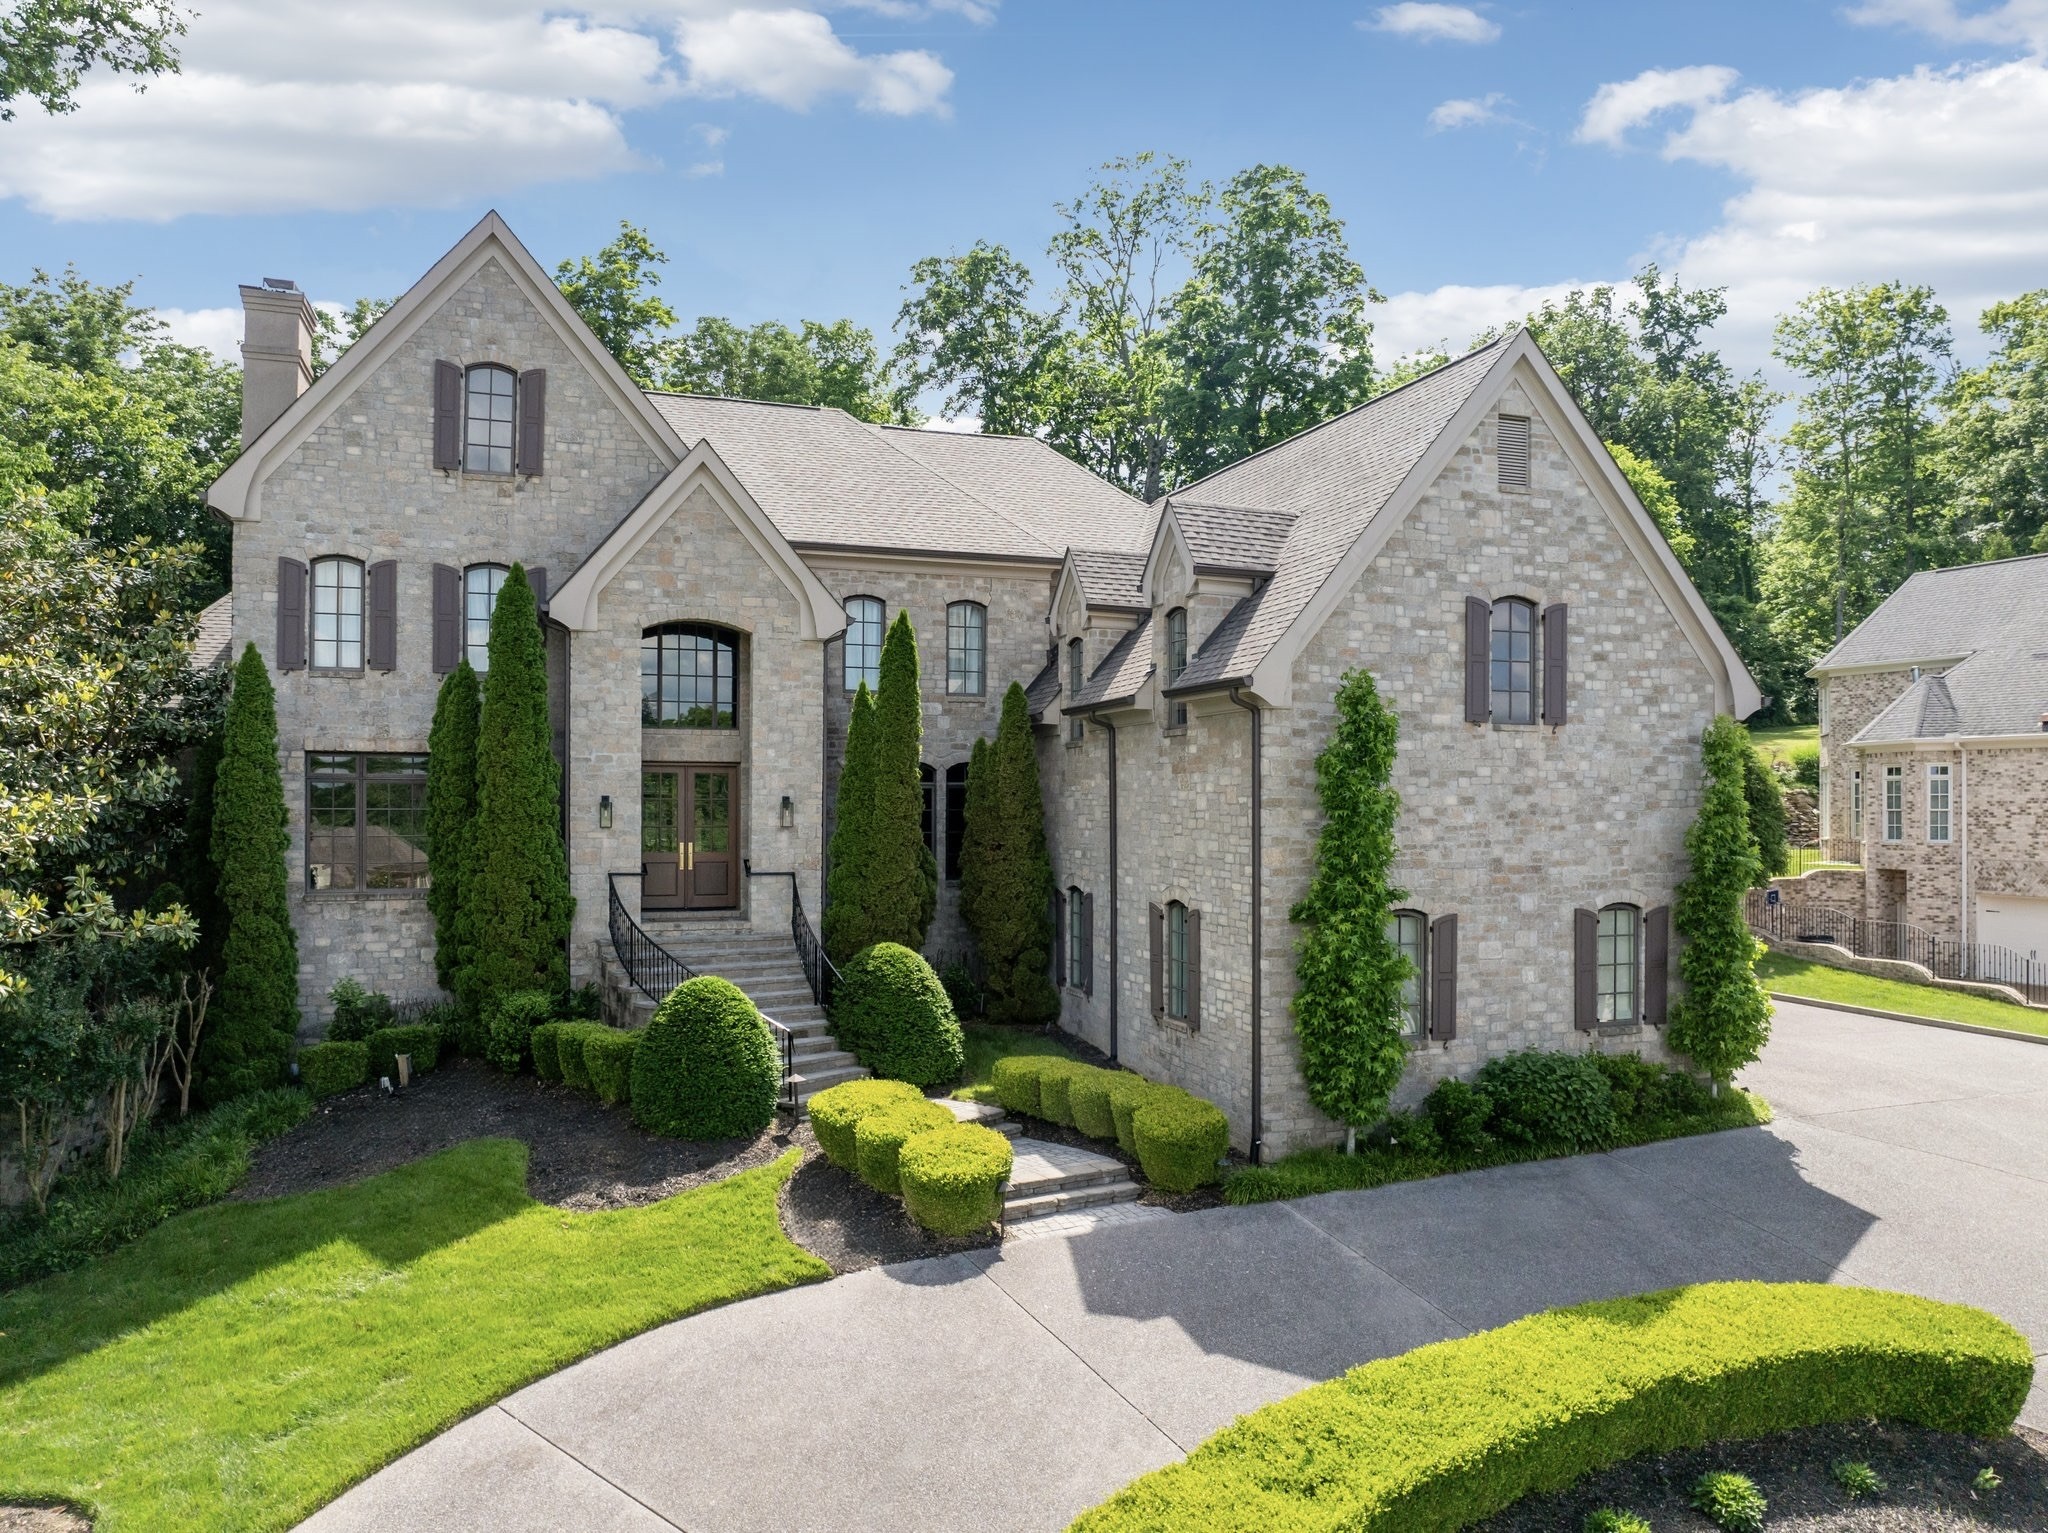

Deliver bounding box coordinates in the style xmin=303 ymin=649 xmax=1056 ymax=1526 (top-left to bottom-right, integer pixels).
xmin=1976 ymin=896 xmax=2048 ymax=962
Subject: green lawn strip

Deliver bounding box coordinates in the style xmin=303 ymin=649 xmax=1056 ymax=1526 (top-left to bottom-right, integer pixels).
xmin=1226 ymin=1091 xmax=1771 ymax=1205
xmin=0 ymin=1140 xmax=827 ymax=1532
xmin=954 ymin=1023 xmax=1082 ymax=1102
xmin=1748 ymin=723 xmax=1817 ymax=772
xmin=1759 ymin=952 xmax=2048 ymax=1038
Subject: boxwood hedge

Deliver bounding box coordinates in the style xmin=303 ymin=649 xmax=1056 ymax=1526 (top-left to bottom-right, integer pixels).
xmin=555 ymin=1021 xmax=611 ymax=1092
xmin=1034 ymin=1059 xmax=1093 ymax=1127
xmin=834 ymin=942 xmax=966 ymax=1087
xmin=584 ymin=1027 xmax=640 ymax=1105
xmin=1068 ymin=1068 xmax=1120 ymax=1140
xmin=853 ymin=1098 xmax=957 ymax=1195
xmin=298 ymin=1040 xmax=367 ymax=1099
xmin=531 ymin=1021 xmax=567 ymax=1082
xmin=1068 ymin=1282 xmax=2034 ymax=1533
xmin=991 ymin=1054 xmax=1054 ymax=1118
xmin=1132 ymin=1091 xmax=1229 ymax=1192
xmin=630 ymin=975 xmax=779 ymax=1140
xmin=809 ymin=1078 xmax=927 ymax=1172
xmin=365 ymin=1023 xmax=442 ymax=1083
xmin=899 ymin=1121 xmax=1014 ymax=1236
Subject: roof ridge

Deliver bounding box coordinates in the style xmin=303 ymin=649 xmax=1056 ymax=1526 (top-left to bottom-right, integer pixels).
xmin=854 ymin=412 xmax=1062 ymax=558
xmin=643 ymin=390 xmax=825 ymax=412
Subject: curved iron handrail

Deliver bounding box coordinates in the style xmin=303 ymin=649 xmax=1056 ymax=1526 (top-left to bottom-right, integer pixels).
xmin=743 ymin=861 xmax=840 ymax=1009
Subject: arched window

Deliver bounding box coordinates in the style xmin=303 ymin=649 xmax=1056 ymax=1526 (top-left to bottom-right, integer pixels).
xmin=309 ymin=557 xmax=364 ymax=670
xmin=1165 ymin=900 xmax=1191 ymax=1020
xmin=1388 ymin=909 xmax=1429 ymax=1037
xmin=463 ymin=364 xmax=516 ymax=474
xmin=1489 ymin=597 xmax=1538 ymax=725
xmin=1165 ymin=607 xmax=1189 ymax=729
xmin=642 ymin=623 xmax=739 ymax=728
xmin=464 ymin=564 xmax=507 ymax=672
xmin=944 ymin=761 xmax=970 ymax=880
xmin=1596 ymin=904 xmax=1641 ymax=1023
xmin=844 ymin=596 xmax=884 ymax=692
xmin=920 ymin=763 xmax=937 ymax=857
xmin=947 ymin=601 xmax=986 ymax=696
xmin=1068 ymin=637 xmax=1086 ymax=742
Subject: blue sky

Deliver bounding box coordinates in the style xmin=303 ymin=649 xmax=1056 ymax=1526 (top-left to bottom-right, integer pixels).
xmin=3 ymin=0 xmax=2045 ymax=386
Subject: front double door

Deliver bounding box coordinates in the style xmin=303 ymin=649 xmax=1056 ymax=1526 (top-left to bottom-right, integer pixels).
xmin=641 ymin=766 xmax=738 ymax=909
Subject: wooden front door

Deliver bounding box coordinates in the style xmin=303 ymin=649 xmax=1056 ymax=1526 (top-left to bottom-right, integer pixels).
xmin=641 ymin=766 xmax=739 ymax=910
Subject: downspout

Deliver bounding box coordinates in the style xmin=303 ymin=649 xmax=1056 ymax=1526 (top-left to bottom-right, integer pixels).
xmin=1958 ymin=745 xmax=1970 ymax=962
xmin=1086 ymin=710 xmax=1120 ymax=1063
xmin=1226 ymin=686 xmax=1264 ymax=1166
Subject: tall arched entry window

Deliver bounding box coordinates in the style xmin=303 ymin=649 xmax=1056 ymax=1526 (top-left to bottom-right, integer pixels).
xmin=642 ymin=623 xmax=739 ymax=728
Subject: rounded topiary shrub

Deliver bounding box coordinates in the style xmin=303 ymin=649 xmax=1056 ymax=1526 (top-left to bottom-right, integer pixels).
xmin=900 ymin=1122 xmax=1014 ymax=1236
xmin=1133 ymin=1092 xmax=1230 ymax=1192
xmin=298 ymin=1040 xmax=368 ymax=1098
xmin=833 ymin=943 xmax=966 ymax=1088
xmin=583 ymin=1027 xmax=640 ymax=1106
xmin=485 ymin=990 xmax=555 ymax=1074
xmin=1476 ymin=1050 xmax=1620 ymax=1151
xmin=1033 ymin=1059 xmax=1094 ymax=1128
xmin=809 ymin=1078 xmax=927 ymax=1172
xmin=1110 ymin=1077 xmax=1178 ymax=1155
xmin=991 ymin=1054 xmax=1056 ymax=1118
xmin=1068 ymin=1068 xmax=1122 ymax=1141
xmin=631 ymin=975 xmax=780 ymax=1140
xmin=530 ymin=1021 xmax=568 ymax=1082
xmin=853 ymin=1098 xmax=956 ymax=1194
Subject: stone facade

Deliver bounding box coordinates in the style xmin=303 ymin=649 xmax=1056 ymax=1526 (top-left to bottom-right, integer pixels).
xmin=1816 ymin=667 xmax=1915 ymax=856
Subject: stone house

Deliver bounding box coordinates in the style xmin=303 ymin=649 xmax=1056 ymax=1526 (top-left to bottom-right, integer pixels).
xmin=1812 ymin=557 xmax=2048 ymax=959
xmin=205 ymin=212 xmax=1758 ymax=1158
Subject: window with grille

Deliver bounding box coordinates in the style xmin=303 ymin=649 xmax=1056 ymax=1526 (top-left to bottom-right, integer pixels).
xmin=1489 ymin=597 xmax=1538 ymax=725
xmin=1852 ymin=769 xmax=1862 ymax=837
xmin=1596 ymin=904 xmax=1640 ymax=1023
xmin=1389 ymin=910 xmax=1429 ymax=1037
xmin=307 ymin=752 xmax=430 ymax=891
xmin=844 ymin=597 xmax=884 ymax=691
xmin=464 ymin=365 xmax=516 ymax=474
xmin=947 ymin=602 xmax=986 ymax=696
xmin=1068 ymin=638 xmax=1086 ymax=742
xmin=463 ymin=564 xmax=506 ymax=672
xmin=1884 ymin=766 xmax=1904 ymax=842
xmin=641 ymin=624 xmax=738 ymax=728
xmin=310 ymin=557 xmax=364 ymax=670
xmin=1165 ymin=607 xmax=1189 ymax=729
xmin=1069 ymin=886 xmax=1088 ymax=991
xmin=1165 ymin=900 xmax=1190 ymax=1020
xmin=1497 ymin=414 xmax=1531 ymax=490
xmin=1927 ymin=763 xmax=1952 ymax=843
xmin=944 ymin=762 xmax=969 ymax=880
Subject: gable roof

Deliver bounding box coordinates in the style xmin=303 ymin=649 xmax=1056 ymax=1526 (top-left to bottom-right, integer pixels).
xmin=1813 ymin=553 xmax=2048 ymax=674
xmin=1852 ymin=645 xmax=2048 ymax=744
xmin=1065 ymin=548 xmax=1149 ymax=611
xmin=1068 ymin=615 xmax=1155 ymax=713
xmin=1167 ymin=502 xmax=1297 ymax=576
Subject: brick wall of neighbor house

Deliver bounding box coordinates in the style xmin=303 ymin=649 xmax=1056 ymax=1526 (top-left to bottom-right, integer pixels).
xmin=1859 ymin=747 xmax=1965 ymax=935
xmin=230 ymin=255 xmax=671 ymax=1031
xmin=1965 ymin=746 xmax=2048 ymax=903
xmin=567 ymin=483 xmax=824 ymax=974
xmin=1818 ymin=668 xmax=1916 ymax=857
xmin=810 ymin=558 xmax=1057 ymax=965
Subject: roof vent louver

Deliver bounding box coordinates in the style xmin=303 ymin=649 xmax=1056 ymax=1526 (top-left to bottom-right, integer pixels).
xmin=1497 ymin=414 xmax=1530 ymax=490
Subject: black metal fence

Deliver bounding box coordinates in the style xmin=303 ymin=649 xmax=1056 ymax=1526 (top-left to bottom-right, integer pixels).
xmin=1747 ymin=891 xmax=2048 ymax=1006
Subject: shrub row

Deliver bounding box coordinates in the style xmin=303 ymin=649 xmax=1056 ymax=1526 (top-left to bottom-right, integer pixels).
xmin=1069 ymin=1283 xmax=2035 ymax=1533
xmin=991 ymin=1055 xmax=1229 ymax=1193
xmin=808 ymin=1078 xmax=1014 ymax=1235
xmin=533 ymin=1020 xmax=642 ymax=1106
xmin=300 ymin=1023 xmax=447 ymax=1099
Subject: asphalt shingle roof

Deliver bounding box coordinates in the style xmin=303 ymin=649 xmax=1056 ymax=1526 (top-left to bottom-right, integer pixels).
xmin=194 ymin=592 xmax=234 ymax=670
xmin=1069 ymin=615 xmax=1154 ymax=711
xmin=1169 ymin=502 xmax=1297 ymax=574
xmin=1024 ymin=652 xmax=1062 ymax=720
xmin=1067 ymin=549 xmax=1149 ymax=610
xmin=1813 ymin=553 xmax=2048 ymax=672
xmin=1853 ymin=646 xmax=2048 ymax=743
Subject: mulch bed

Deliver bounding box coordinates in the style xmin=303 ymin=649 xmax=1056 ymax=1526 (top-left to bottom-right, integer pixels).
xmin=1473 ymin=1420 xmax=2048 ymax=1532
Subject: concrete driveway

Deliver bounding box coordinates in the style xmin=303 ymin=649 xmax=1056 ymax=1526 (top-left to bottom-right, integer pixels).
xmin=300 ymin=999 xmax=2048 ymax=1533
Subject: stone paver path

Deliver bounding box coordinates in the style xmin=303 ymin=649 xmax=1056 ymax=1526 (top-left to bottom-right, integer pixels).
xmin=300 ymin=1000 xmax=2048 ymax=1533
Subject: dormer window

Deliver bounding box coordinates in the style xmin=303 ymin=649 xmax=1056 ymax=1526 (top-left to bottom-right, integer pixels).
xmin=1165 ymin=607 xmax=1189 ymax=729
xmin=464 ymin=364 xmax=516 ymax=474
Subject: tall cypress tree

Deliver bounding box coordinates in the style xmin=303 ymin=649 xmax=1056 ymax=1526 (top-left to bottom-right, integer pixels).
xmin=822 ymin=682 xmax=879 ymax=964
xmin=869 ymin=611 xmax=937 ymax=949
xmin=425 ymin=659 xmax=480 ymax=992
xmin=178 ymin=715 xmax=227 ymax=981
xmin=457 ymin=566 xmax=573 ymax=1008
xmin=966 ymin=682 xmax=1057 ymax=1023
xmin=197 ymin=644 xmax=297 ymax=1103
xmin=957 ymin=735 xmax=991 ymax=939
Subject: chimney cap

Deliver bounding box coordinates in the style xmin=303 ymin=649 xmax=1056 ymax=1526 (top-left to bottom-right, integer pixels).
xmin=261 ymin=277 xmax=299 ymax=292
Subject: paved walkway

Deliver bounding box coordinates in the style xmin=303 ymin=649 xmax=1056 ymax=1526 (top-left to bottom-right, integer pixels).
xmin=300 ymin=1000 xmax=2048 ymax=1533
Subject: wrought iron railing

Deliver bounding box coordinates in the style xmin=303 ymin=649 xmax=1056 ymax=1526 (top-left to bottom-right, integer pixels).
xmin=743 ymin=862 xmax=839 ymax=1009
xmin=608 ymin=871 xmax=797 ymax=1111
xmin=1747 ymin=891 xmax=2048 ymax=1006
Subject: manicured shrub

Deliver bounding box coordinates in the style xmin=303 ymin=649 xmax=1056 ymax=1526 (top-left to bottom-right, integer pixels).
xmin=325 ymin=978 xmax=395 ymax=1043
xmin=833 ymin=942 xmax=966 ymax=1087
xmin=1365 ymin=1109 xmax=1441 ymax=1158
xmin=853 ymin=1098 xmax=955 ymax=1195
xmin=991 ymin=1053 xmax=1056 ymax=1118
xmin=1692 ymin=1471 xmax=1766 ymax=1533
xmin=365 ymin=1024 xmax=442 ymax=1083
xmin=1583 ymin=1511 xmax=1650 ymax=1533
xmin=485 ymin=990 xmax=555 ymax=1075
xmin=1069 ymin=1283 xmax=2034 ymax=1533
xmin=1424 ymin=1078 xmax=1494 ymax=1155
xmin=1033 ymin=1058 xmax=1091 ymax=1128
xmin=809 ymin=1078 xmax=927 ymax=1172
xmin=556 ymin=1022 xmax=610 ymax=1092
xmin=1111 ymin=1077 xmax=1180 ymax=1155
xmin=1133 ymin=1091 xmax=1230 ymax=1192
xmin=298 ymin=1041 xmax=368 ymax=1099
xmin=531 ymin=1021 xmax=568 ymax=1083
xmin=1477 ymin=1051 xmax=1619 ymax=1151
xmin=867 ymin=611 xmax=938 ymax=950
xmin=631 ymin=975 xmax=780 ymax=1140
xmin=822 ymin=682 xmax=881 ymax=963
xmin=583 ymin=1028 xmax=640 ymax=1106
xmin=899 ymin=1122 xmax=1014 ymax=1235
xmin=1068 ymin=1068 xmax=1121 ymax=1141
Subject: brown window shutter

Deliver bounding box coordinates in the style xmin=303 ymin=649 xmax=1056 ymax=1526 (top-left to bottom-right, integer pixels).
xmin=1082 ymin=892 xmax=1095 ymax=996
xmin=276 ymin=557 xmax=307 ymax=671
xmin=1464 ymin=595 xmax=1490 ymax=723
xmin=529 ymin=566 xmax=548 ymax=622
xmin=1574 ymin=907 xmax=1598 ymax=1030
xmin=1187 ymin=907 xmax=1202 ymax=1031
xmin=431 ymin=563 xmax=460 ymax=674
xmin=1541 ymin=602 xmax=1568 ymax=726
xmin=1644 ymin=905 xmax=1670 ymax=1025
xmin=1429 ymin=913 xmax=1458 ymax=1041
xmin=433 ymin=360 xmax=462 ymax=471
xmin=1054 ymin=890 xmax=1067 ymax=987
xmin=516 ymin=368 xmax=547 ymax=476
xmin=1149 ymin=902 xmax=1164 ymax=1016
xmin=367 ymin=560 xmax=398 ymax=671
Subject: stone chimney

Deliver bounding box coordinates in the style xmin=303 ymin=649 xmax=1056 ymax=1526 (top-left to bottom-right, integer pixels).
xmin=239 ymin=277 xmax=318 ymax=447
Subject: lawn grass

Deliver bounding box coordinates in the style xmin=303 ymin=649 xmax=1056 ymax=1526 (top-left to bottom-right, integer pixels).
xmin=952 ymin=1022 xmax=1082 ymax=1103
xmin=1225 ymin=1090 xmax=1771 ymax=1205
xmin=1759 ymin=951 xmax=2048 ymax=1038
xmin=0 ymin=1140 xmax=827 ymax=1531
xmin=1749 ymin=722 xmax=1817 ymax=773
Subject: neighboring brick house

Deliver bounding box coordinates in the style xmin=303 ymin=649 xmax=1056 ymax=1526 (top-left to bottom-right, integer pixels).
xmin=1811 ymin=557 xmax=2048 ymax=958
xmin=205 ymin=212 xmax=1759 ymax=1158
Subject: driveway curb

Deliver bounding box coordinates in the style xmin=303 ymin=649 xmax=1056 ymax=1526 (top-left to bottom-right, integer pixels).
xmin=1767 ymin=991 xmax=2048 ymax=1048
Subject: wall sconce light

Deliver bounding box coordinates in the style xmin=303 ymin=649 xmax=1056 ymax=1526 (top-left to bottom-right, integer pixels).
xmin=598 ymin=794 xmax=613 ymax=830
xmin=779 ymin=794 xmax=795 ymax=828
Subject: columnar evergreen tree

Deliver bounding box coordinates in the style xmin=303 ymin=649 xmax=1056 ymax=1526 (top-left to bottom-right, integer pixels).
xmin=1742 ymin=749 xmax=1789 ymax=884
xmin=1290 ymin=669 xmax=1409 ymax=1142
xmin=425 ymin=659 xmax=480 ymax=991
xmin=1668 ymin=717 xmax=1772 ymax=1088
xmin=962 ymin=683 xmax=1056 ymax=1023
xmin=197 ymin=643 xmax=296 ymax=1103
xmin=456 ymin=567 xmax=572 ymax=1008
xmin=956 ymin=735 xmax=991 ymax=937
xmin=822 ymin=682 xmax=880 ymax=963
xmin=177 ymin=716 xmax=226 ymax=980
xmin=869 ymin=611 xmax=937 ymax=949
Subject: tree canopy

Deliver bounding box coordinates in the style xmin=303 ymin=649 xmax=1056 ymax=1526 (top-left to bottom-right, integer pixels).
xmin=0 ymin=0 xmax=185 ymax=121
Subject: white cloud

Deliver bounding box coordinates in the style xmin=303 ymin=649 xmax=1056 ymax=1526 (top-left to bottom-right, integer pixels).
xmin=1362 ymin=3 xmax=1499 ymax=43
xmin=0 ymin=0 xmax=960 ymax=220
xmin=1373 ymin=280 xmax=1592 ymax=361
xmin=843 ymin=0 xmax=999 ymax=23
xmin=687 ymin=158 xmax=727 ymax=176
xmin=693 ymin=122 xmax=731 ymax=147
xmin=1575 ymin=64 xmax=1738 ymax=146
xmin=1429 ymin=92 xmax=1512 ymax=129
xmin=1845 ymin=0 xmax=2048 ymax=51
xmin=156 ymin=306 xmax=246 ymax=362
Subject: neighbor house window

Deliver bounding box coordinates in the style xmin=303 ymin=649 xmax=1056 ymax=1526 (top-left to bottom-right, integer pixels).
xmin=641 ymin=623 xmax=738 ymax=728
xmin=921 ymin=763 xmax=937 ymax=859
xmin=1927 ymin=763 xmax=1952 ymax=843
xmin=1596 ymin=904 xmax=1640 ymax=1023
xmin=1165 ymin=607 xmax=1189 ymax=729
xmin=944 ymin=762 xmax=969 ymax=880
xmin=1852 ymin=769 xmax=1862 ymax=838
xmin=310 ymin=557 xmax=364 ymax=671
xmin=463 ymin=563 xmax=506 ymax=672
xmin=1389 ymin=909 xmax=1429 ymax=1037
xmin=1165 ymin=900 xmax=1190 ymax=1021
xmin=947 ymin=602 xmax=986 ymax=696
xmin=844 ymin=596 xmax=884 ymax=691
xmin=306 ymin=752 xmax=429 ymax=891
xmin=1489 ymin=597 xmax=1538 ymax=725
xmin=1068 ymin=885 xmax=1088 ymax=991
xmin=1884 ymin=766 xmax=1904 ymax=842
xmin=1068 ymin=638 xmax=1086 ymax=743
xmin=464 ymin=364 xmax=516 ymax=474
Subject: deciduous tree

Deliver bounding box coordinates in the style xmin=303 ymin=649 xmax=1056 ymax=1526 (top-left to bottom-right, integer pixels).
xmin=0 ymin=0 xmax=185 ymax=120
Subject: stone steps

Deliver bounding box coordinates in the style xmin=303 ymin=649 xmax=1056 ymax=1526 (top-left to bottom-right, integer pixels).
xmin=931 ymin=1102 xmax=1148 ymax=1231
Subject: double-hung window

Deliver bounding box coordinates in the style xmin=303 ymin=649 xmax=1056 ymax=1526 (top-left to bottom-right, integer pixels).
xmin=306 ymin=753 xmax=430 ymax=891
xmin=1389 ymin=910 xmax=1429 ymax=1037
xmin=464 ymin=365 xmax=516 ymax=474
xmin=310 ymin=557 xmax=364 ymax=671
xmin=1489 ymin=597 xmax=1538 ymax=724
xmin=946 ymin=602 xmax=985 ymax=696
xmin=1165 ymin=608 xmax=1189 ymax=729
xmin=464 ymin=564 xmax=506 ymax=672
xmin=1927 ymin=763 xmax=1952 ymax=843
xmin=1596 ymin=904 xmax=1640 ymax=1023
xmin=1884 ymin=766 xmax=1904 ymax=843
xmin=844 ymin=597 xmax=884 ymax=692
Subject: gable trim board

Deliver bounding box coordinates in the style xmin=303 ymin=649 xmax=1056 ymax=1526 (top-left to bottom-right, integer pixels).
xmin=207 ymin=211 xmax=684 ymax=524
